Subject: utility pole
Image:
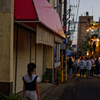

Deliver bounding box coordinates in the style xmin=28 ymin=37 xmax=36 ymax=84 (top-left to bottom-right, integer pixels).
xmin=68 ymin=5 xmax=71 ymax=47
xmin=63 ymin=0 xmax=67 ymax=28
xmin=67 ymin=5 xmax=77 ymax=47
xmin=63 ymin=0 xmax=67 ymax=82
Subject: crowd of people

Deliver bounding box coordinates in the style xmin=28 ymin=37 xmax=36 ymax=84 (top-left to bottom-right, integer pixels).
xmin=67 ymin=56 xmax=100 ymax=77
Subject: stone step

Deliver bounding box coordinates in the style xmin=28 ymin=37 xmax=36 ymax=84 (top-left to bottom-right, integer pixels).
xmin=43 ymin=83 xmax=66 ymax=100
xmin=40 ymin=83 xmax=56 ymax=100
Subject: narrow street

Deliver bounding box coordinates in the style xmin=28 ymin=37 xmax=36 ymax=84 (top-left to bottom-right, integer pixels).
xmin=60 ymin=76 xmax=100 ymax=100
xmin=1 ymin=0 xmax=100 ymax=99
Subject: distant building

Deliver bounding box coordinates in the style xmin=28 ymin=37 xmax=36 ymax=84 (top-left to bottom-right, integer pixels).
xmin=77 ymin=12 xmax=93 ymax=52
xmin=72 ymin=45 xmax=77 ymax=52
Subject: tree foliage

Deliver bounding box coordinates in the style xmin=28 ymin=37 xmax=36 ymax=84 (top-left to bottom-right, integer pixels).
xmin=82 ymin=34 xmax=98 ymax=53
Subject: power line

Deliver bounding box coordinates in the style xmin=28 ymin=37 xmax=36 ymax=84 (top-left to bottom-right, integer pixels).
xmin=71 ymin=0 xmax=80 ymax=41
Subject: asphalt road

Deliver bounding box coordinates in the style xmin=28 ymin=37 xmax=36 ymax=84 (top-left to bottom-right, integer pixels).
xmin=60 ymin=76 xmax=100 ymax=100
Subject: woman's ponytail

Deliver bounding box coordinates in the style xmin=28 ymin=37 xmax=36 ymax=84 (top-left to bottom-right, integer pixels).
xmin=27 ymin=63 xmax=36 ymax=80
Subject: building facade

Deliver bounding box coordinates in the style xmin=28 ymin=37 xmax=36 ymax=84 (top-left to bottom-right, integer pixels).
xmin=77 ymin=15 xmax=93 ymax=52
xmin=48 ymin=0 xmax=65 ymax=79
xmin=0 ymin=0 xmax=64 ymax=95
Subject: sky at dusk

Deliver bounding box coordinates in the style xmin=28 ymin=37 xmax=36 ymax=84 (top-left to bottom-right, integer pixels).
xmin=79 ymin=0 xmax=100 ymax=21
xmin=72 ymin=0 xmax=100 ymax=45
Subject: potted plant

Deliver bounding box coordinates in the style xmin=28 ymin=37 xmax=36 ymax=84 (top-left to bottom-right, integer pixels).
xmin=3 ymin=93 xmax=21 ymax=100
xmin=56 ymin=69 xmax=62 ymax=84
xmin=42 ymin=71 xmax=49 ymax=83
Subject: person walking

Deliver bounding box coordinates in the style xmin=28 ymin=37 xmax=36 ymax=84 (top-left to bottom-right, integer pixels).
xmin=90 ymin=56 xmax=95 ymax=76
xmin=84 ymin=56 xmax=87 ymax=74
xmin=68 ymin=58 xmax=73 ymax=76
xmin=77 ymin=56 xmax=81 ymax=73
xmin=22 ymin=63 xmax=40 ymax=100
xmin=95 ymin=57 xmax=99 ymax=75
xmin=85 ymin=58 xmax=92 ymax=77
xmin=79 ymin=57 xmax=86 ymax=77
xmin=73 ymin=57 xmax=78 ymax=77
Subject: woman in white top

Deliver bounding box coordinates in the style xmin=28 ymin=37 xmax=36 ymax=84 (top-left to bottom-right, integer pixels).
xmin=79 ymin=57 xmax=86 ymax=77
xmin=90 ymin=56 xmax=95 ymax=76
xmin=86 ymin=58 xmax=92 ymax=77
xmin=23 ymin=63 xmax=40 ymax=100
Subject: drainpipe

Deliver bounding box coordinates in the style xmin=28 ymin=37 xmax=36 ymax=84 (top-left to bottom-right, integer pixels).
xmin=15 ymin=26 xmax=18 ymax=93
xmin=52 ymin=33 xmax=55 ymax=83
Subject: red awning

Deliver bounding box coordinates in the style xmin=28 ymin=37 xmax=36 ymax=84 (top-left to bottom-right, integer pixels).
xmin=14 ymin=0 xmax=65 ymax=38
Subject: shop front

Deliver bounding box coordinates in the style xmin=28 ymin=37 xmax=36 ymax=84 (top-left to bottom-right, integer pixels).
xmin=0 ymin=0 xmax=65 ymax=95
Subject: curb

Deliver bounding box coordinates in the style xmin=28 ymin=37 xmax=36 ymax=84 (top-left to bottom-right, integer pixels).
xmin=40 ymin=84 xmax=56 ymax=100
xmin=57 ymin=83 xmax=67 ymax=100
xmin=57 ymin=77 xmax=74 ymax=100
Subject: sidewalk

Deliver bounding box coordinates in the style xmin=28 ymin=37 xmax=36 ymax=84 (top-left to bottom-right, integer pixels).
xmin=19 ymin=82 xmax=67 ymax=100
xmin=42 ymin=83 xmax=66 ymax=100
xmin=20 ymin=73 xmax=100 ymax=100
xmin=39 ymin=82 xmax=56 ymax=100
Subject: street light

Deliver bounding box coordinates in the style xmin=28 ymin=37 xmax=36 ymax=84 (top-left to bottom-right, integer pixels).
xmin=87 ymin=28 xmax=94 ymax=32
xmin=67 ymin=35 xmax=70 ymax=37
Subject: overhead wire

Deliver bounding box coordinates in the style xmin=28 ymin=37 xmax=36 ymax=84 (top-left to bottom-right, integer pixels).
xmin=67 ymin=0 xmax=80 ymax=41
xmin=71 ymin=0 xmax=80 ymax=41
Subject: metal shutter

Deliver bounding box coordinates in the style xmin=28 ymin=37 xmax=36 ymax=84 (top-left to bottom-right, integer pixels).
xmin=16 ymin=26 xmax=30 ymax=93
xmin=13 ymin=26 xmax=17 ymax=93
xmin=13 ymin=25 xmax=36 ymax=93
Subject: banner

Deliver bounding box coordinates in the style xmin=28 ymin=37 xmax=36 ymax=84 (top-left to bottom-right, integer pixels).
xmin=66 ymin=49 xmax=72 ymax=57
